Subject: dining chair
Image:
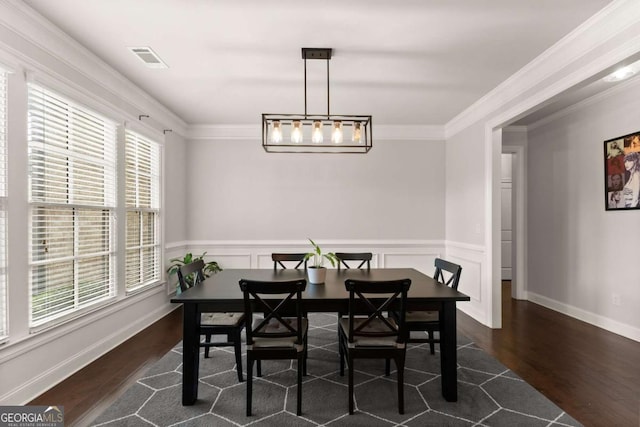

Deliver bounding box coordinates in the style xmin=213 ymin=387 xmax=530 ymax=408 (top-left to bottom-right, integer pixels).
xmin=272 ymin=253 xmax=308 ymax=270
xmin=239 ymin=278 xmax=308 ymax=416
xmin=177 ymin=260 xmax=245 ymax=381
xmin=338 ymin=277 xmax=411 ymax=415
xmin=334 ymin=252 xmax=373 ymax=346
xmin=335 ymin=252 xmax=372 ymax=270
xmin=396 ymin=258 xmax=462 ymax=354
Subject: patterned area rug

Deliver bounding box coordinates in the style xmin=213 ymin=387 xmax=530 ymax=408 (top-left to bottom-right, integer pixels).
xmin=91 ymin=313 xmax=582 ymax=426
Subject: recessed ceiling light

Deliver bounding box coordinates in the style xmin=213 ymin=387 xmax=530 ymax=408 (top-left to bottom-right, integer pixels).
xmin=128 ymin=46 xmax=168 ymax=69
xmin=602 ymin=62 xmax=640 ymax=82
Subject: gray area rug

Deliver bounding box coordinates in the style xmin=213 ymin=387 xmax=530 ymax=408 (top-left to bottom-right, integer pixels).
xmin=91 ymin=313 xmax=582 ymax=426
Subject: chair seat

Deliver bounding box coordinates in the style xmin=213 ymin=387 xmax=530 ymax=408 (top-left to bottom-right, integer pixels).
xmin=201 ymin=312 xmax=245 ymax=326
xmin=249 ymin=318 xmax=308 ymax=349
xmin=406 ymin=310 xmax=438 ymax=323
xmin=339 ymin=318 xmax=404 ymax=347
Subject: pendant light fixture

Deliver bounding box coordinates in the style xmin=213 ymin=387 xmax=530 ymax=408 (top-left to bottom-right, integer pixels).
xmin=262 ymin=48 xmax=372 ymax=153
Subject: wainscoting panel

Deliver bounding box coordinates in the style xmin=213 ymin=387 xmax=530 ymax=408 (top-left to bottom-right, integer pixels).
xmin=182 ymin=240 xmax=444 ymax=274
xmin=383 ymin=253 xmax=439 ymax=275
xmin=168 ymin=240 xmax=494 ymax=327
xmin=446 ymin=241 xmax=487 ymax=325
xmin=209 ymin=254 xmax=252 ymax=269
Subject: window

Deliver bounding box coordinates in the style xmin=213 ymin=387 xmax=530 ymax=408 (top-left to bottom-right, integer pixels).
xmin=0 ymin=68 xmax=7 ymax=339
xmin=27 ymin=84 xmax=117 ymax=326
xmin=125 ymin=130 xmax=160 ymax=292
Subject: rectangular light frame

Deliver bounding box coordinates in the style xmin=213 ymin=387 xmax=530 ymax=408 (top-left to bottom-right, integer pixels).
xmin=262 ymin=114 xmax=372 ymax=154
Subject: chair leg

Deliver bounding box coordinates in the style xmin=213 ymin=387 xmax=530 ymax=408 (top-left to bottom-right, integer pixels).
xmin=246 ymin=357 xmax=253 ymax=416
xmin=303 ymin=333 xmax=308 ymax=376
xmin=297 ymin=354 xmax=303 ymax=416
xmin=396 ymin=355 xmax=405 ymax=414
xmin=338 ymin=331 xmax=345 ymax=376
xmin=385 ymin=358 xmax=390 ymax=376
xmin=204 ymin=333 xmax=212 ymax=358
xmin=428 ymin=330 xmax=435 ymax=354
xmin=234 ymin=331 xmax=244 ymax=382
xmin=257 ymin=360 xmax=262 ymax=377
xmin=348 ymin=356 xmax=354 ymax=415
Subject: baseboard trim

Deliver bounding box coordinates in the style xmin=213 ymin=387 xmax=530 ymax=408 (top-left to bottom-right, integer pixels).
xmin=528 ymin=292 xmax=640 ymax=342
xmin=0 ymin=303 xmax=177 ymax=405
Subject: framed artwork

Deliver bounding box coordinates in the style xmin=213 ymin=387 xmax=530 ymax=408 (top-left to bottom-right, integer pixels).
xmin=604 ymin=131 xmax=640 ymax=210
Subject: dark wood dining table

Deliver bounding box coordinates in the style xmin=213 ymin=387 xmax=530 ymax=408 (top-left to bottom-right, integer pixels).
xmin=171 ymin=268 xmax=470 ymax=405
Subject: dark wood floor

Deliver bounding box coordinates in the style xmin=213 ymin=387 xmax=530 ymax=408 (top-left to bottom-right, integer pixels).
xmin=30 ymin=283 xmax=639 ymax=427
xmin=457 ymin=282 xmax=640 ymax=427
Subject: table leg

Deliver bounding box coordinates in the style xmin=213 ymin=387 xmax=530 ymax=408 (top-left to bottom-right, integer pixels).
xmin=182 ymin=304 xmax=200 ymax=405
xmin=439 ymin=301 xmax=458 ymax=401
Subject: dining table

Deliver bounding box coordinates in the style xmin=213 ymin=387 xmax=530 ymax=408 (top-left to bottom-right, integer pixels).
xmin=170 ymin=267 xmax=470 ymax=406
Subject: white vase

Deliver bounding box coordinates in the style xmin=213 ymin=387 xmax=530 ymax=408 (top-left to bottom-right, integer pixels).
xmin=307 ymin=267 xmax=327 ymax=284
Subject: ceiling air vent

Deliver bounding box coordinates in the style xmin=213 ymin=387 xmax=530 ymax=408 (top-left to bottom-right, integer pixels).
xmin=128 ymin=46 xmax=168 ymax=69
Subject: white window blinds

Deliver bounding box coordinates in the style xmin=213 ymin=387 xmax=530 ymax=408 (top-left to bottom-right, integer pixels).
xmin=0 ymin=69 xmax=7 ymax=339
xmin=125 ymin=130 xmax=160 ymax=291
xmin=28 ymin=84 xmax=117 ymax=326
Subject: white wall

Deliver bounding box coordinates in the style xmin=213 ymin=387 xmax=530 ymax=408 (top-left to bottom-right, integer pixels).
xmin=186 ymin=138 xmax=446 ymax=241
xmin=444 ymin=121 xmax=489 ymax=324
xmin=0 ymin=2 xmax=188 ymax=404
xmin=526 ymin=81 xmax=640 ymax=339
xmin=444 ymin=0 xmax=640 ymax=331
xmin=165 ymin=131 xmax=189 ymax=245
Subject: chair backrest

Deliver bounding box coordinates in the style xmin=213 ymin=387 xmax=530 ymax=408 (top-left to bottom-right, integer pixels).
xmin=239 ymin=278 xmax=307 ymax=346
xmin=177 ymin=259 xmax=206 ymax=293
xmin=433 ymin=258 xmax=462 ymax=290
xmin=335 ymin=252 xmax=372 ymax=270
xmin=272 ymin=253 xmax=307 ymax=270
xmin=344 ymin=278 xmax=411 ymax=343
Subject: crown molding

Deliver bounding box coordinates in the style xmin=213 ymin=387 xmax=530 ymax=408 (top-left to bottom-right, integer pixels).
xmin=526 ymin=72 xmax=640 ymax=131
xmin=0 ymin=0 xmax=188 ymax=136
xmin=187 ymin=124 xmax=445 ymax=142
xmin=445 ymin=0 xmax=640 ymax=138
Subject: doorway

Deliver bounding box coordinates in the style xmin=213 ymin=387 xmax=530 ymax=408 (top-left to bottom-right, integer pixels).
xmin=501 ymin=142 xmax=526 ymax=301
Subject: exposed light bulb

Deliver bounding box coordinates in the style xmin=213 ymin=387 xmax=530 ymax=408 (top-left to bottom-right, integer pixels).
xmin=352 ymin=122 xmax=362 ymax=143
xmin=332 ymin=121 xmax=343 ymax=144
xmin=312 ymin=121 xmax=323 ymax=143
xmin=270 ymin=121 xmax=283 ymax=143
xmin=291 ymin=121 xmax=303 ymax=143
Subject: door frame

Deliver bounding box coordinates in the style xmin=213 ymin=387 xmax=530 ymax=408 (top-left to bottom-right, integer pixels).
xmin=501 ymin=144 xmax=527 ymax=300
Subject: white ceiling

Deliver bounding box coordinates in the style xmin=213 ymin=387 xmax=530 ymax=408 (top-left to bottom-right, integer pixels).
xmin=23 ymin=0 xmax=613 ymax=126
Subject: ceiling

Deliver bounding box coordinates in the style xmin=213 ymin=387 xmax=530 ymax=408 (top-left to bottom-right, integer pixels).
xmin=23 ymin=0 xmax=614 ymax=126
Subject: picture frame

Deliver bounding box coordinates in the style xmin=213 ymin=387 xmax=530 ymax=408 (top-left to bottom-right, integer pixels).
xmin=604 ymin=131 xmax=640 ymax=210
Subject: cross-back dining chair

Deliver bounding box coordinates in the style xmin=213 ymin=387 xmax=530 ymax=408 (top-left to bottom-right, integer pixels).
xmin=334 ymin=252 xmax=374 ymax=336
xmin=335 ymin=252 xmax=372 ymax=270
xmin=338 ymin=278 xmax=412 ymax=415
xmin=177 ymin=259 xmax=245 ymax=382
xmin=396 ymin=258 xmax=462 ymax=354
xmin=239 ymin=278 xmax=308 ymax=416
xmin=272 ymin=253 xmax=308 ymax=270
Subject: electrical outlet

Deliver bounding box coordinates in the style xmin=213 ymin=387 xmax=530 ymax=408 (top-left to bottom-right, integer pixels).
xmin=612 ymin=293 xmax=621 ymax=306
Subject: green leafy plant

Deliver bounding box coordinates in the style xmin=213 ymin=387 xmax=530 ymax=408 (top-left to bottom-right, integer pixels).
xmin=304 ymin=238 xmax=338 ymax=268
xmin=167 ymin=252 xmax=222 ymax=292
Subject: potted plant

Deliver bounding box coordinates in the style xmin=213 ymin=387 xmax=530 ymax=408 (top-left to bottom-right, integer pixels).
xmin=304 ymin=238 xmax=338 ymax=284
xmin=167 ymin=252 xmax=222 ymax=294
